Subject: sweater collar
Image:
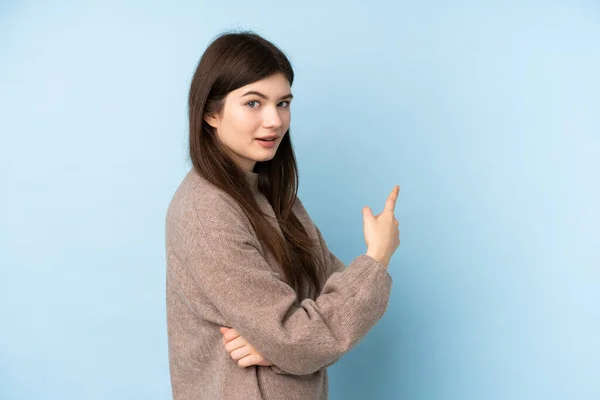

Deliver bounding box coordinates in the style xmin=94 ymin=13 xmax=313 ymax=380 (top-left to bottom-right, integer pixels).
xmin=243 ymin=169 xmax=260 ymax=192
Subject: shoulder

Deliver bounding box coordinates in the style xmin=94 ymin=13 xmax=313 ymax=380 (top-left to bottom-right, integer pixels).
xmin=165 ymin=168 xmax=250 ymax=234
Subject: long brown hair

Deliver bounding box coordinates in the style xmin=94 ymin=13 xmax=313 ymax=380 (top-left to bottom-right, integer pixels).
xmin=187 ymin=30 xmax=326 ymax=301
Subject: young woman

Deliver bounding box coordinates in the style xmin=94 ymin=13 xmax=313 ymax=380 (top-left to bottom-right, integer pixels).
xmin=165 ymin=31 xmax=401 ymax=400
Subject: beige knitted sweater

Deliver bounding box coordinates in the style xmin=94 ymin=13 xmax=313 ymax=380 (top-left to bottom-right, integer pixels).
xmin=165 ymin=167 xmax=393 ymax=400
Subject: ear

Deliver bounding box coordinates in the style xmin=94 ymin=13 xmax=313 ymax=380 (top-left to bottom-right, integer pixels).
xmin=204 ymin=113 xmax=219 ymax=128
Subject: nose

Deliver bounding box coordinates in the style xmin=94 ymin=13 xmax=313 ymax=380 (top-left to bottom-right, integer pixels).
xmin=262 ymin=106 xmax=283 ymax=129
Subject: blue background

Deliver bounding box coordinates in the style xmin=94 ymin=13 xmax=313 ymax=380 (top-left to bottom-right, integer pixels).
xmin=1 ymin=1 xmax=598 ymax=399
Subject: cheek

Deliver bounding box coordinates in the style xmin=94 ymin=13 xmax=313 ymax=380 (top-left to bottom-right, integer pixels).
xmin=230 ymin=108 xmax=259 ymax=132
xmin=282 ymin=110 xmax=291 ymax=126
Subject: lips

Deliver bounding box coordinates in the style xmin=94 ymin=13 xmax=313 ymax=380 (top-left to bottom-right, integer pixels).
xmin=256 ymin=135 xmax=278 ymax=140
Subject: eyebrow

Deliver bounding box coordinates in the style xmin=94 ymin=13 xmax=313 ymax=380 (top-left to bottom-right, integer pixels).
xmin=241 ymin=90 xmax=293 ymax=100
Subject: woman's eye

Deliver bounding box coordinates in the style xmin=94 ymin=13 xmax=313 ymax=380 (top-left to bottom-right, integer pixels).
xmin=247 ymin=100 xmax=290 ymax=108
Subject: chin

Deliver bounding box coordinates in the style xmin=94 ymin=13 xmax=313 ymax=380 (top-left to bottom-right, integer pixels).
xmin=255 ymin=154 xmax=277 ymax=162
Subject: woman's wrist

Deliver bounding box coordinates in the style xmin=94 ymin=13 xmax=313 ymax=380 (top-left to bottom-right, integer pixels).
xmin=365 ymin=250 xmax=387 ymax=268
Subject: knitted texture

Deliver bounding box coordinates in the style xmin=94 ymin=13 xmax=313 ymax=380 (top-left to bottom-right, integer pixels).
xmin=165 ymin=168 xmax=393 ymax=400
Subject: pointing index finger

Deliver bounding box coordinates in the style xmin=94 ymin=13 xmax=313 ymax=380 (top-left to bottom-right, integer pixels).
xmin=384 ymin=185 xmax=400 ymax=214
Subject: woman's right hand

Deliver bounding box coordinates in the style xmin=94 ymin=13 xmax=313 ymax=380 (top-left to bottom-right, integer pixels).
xmin=362 ymin=185 xmax=401 ymax=268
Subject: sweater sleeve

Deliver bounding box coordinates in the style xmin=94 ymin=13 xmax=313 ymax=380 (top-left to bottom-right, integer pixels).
xmin=182 ymin=200 xmax=393 ymax=376
xmin=269 ymin=223 xmax=352 ymax=375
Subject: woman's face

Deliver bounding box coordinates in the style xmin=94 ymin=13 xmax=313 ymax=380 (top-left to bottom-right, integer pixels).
xmin=204 ymin=72 xmax=292 ymax=172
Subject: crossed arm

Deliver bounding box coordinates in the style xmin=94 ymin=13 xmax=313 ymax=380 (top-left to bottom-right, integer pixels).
xmin=176 ymin=197 xmax=391 ymax=376
xmin=218 ymin=225 xmax=355 ymax=373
